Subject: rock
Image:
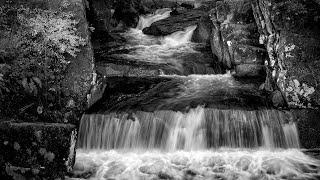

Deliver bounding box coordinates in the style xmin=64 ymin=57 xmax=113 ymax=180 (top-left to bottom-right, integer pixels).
xmin=171 ymin=156 xmax=189 ymax=166
xmin=252 ymin=0 xmax=320 ymax=107
xmin=233 ymin=45 xmax=267 ymax=65
xmin=235 ymin=156 xmax=252 ymax=171
xmin=158 ymin=171 xmax=174 ymax=180
xmin=191 ymin=14 xmax=212 ymax=44
xmin=143 ymin=9 xmax=206 ymax=36
xmin=139 ymin=160 xmax=165 ymax=174
xmin=180 ymin=3 xmax=194 ymax=9
xmin=204 ymin=156 xmax=225 ymax=167
xmin=113 ymin=0 xmax=141 ymax=28
xmin=292 ymin=109 xmax=320 ymax=149
xmin=262 ymin=159 xmax=284 ymax=175
xmin=103 ymin=161 xmax=127 ymax=179
xmin=271 ymin=90 xmax=285 ymax=107
xmin=71 ymin=156 xmax=103 ymax=178
xmin=234 ymin=64 xmax=265 ymax=78
xmin=209 ymin=0 xmax=261 ymax=69
xmin=0 ymin=122 xmax=77 ymax=179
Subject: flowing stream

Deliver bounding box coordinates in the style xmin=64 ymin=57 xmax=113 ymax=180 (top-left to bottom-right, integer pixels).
xmin=106 ymin=8 xmax=223 ymax=75
xmin=74 ymin=8 xmax=320 ymax=180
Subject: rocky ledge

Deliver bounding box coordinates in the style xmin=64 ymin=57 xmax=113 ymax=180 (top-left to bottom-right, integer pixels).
xmin=0 ymin=122 xmax=77 ymax=179
xmin=143 ymin=8 xmax=207 ymax=36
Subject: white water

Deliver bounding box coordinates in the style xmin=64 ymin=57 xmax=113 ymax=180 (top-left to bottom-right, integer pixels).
xmin=78 ymin=107 xmax=300 ymax=150
xmin=74 ymin=149 xmax=320 ymax=180
xmin=110 ymin=9 xmax=200 ymax=72
xmin=137 ymin=8 xmax=171 ymax=30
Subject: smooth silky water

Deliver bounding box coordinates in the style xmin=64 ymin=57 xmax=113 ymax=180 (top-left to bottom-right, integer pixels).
xmin=74 ymin=8 xmax=320 ymax=180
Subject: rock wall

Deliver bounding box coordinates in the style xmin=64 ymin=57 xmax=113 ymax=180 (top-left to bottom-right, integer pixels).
xmin=0 ymin=122 xmax=77 ymax=179
xmin=252 ymin=0 xmax=320 ymax=108
xmin=208 ymin=0 xmax=267 ymax=79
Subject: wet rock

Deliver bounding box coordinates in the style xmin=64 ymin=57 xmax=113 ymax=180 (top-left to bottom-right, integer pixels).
xmin=234 ymin=64 xmax=265 ymax=78
xmin=204 ymin=156 xmax=225 ymax=167
xmin=192 ymin=14 xmax=212 ymax=44
xmin=180 ymin=3 xmax=194 ymax=9
xmin=235 ymin=156 xmax=252 ymax=171
xmin=209 ymin=0 xmax=262 ymax=69
xmin=0 ymin=122 xmax=77 ymax=179
xmin=171 ymin=156 xmax=189 ymax=166
xmin=271 ymin=90 xmax=285 ymax=108
xmin=103 ymin=161 xmax=127 ymax=179
xmin=139 ymin=160 xmax=165 ymax=174
xmin=158 ymin=171 xmax=174 ymax=180
xmin=262 ymin=159 xmax=284 ymax=175
xmin=292 ymin=109 xmax=320 ymax=149
xmin=143 ymin=9 xmax=206 ymax=36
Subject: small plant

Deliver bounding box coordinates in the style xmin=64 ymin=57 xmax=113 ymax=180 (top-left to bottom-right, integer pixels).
xmin=286 ymin=79 xmax=315 ymax=108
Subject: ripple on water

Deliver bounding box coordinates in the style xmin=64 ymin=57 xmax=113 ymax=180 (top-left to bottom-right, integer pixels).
xmin=71 ymin=149 xmax=320 ymax=180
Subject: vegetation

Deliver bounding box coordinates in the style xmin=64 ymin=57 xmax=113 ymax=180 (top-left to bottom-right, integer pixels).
xmin=0 ymin=3 xmax=86 ymax=122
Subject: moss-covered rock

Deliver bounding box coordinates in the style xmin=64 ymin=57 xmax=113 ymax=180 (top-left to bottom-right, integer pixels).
xmin=0 ymin=121 xmax=77 ymax=179
xmin=0 ymin=0 xmax=94 ymax=123
xmin=252 ymin=0 xmax=320 ymax=108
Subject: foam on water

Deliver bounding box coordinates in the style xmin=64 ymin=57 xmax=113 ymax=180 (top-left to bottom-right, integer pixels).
xmin=116 ymin=26 xmax=198 ymax=71
xmin=74 ymin=149 xmax=320 ymax=180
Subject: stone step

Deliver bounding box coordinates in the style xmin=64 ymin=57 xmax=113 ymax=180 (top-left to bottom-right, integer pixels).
xmin=0 ymin=122 xmax=77 ymax=179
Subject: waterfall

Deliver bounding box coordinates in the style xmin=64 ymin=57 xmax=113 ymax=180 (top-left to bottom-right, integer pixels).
xmin=78 ymin=107 xmax=300 ymax=150
xmin=136 ymin=8 xmax=171 ymax=30
xmin=73 ymin=7 xmax=320 ymax=180
xmin=162 ymin=26 xmax=197 ymax=47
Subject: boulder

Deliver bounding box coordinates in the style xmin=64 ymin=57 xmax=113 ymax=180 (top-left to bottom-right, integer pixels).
xmin=143 ymin=9 xmax=206 ymax=36
xmin=234 ymin=64 xmax=265 ymax=78
xmin=139 ymin=160 xmax=165 ymax=174
xmin=235 ymin=156 xmax=252 ymax=171
xmin=209 ymin=0 xmax=261 ymax=69
xmin=271 ymin=90 xmax=285 ymax=108
xmin=191 ymin=14 xmax=212 ymax=44
xmin=103 ymin=161 xmax=127 ymax=179
xmin=113 ymin=0 xmax=142 ymax=28
xmin=0 ymin=122 xmax=77 ymax=179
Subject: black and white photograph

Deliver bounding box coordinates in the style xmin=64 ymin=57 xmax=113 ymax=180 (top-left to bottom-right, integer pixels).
xmin=0 ymin=0 xmax=320 ymax=179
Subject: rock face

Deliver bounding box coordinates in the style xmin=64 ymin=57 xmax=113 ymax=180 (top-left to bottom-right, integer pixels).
xmin=291 ymin=109 xmax=320 ymax=149
xmin=60 ymin=0 xmax=95 ymax=124
xmin=252 ymin=0 xmax=320 ymax=108
xmin=0 ymin=122 xmax=77 ymax=179
xmin=191 ymin=13 xmax=213 ymax=44
xmin=208 ymin=0 xmax=267 ymax=78
xmin=143 ymin=9 xmax=206 ymax=36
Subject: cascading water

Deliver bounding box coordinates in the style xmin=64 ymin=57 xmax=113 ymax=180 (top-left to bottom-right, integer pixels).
xmin=107 ymin=9 xmax=222 ymax=75
xmin=74 ymin=7 xmax=320 ymax=180
xmin=136 ymin=8 xmax=171 ymax=30
xmin=78 ymin=107 xmax=300 ymax=150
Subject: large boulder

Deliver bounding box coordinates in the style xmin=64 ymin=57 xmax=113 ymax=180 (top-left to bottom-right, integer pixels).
xmin=191 ymin=13 xmax=213 ymax=44
xmin=0 ymin=122 xmax=77 ymax=179
xmin=252 ymin=0 xmax=320 ymax=108
xmin=143 ymin=9 xmax=206 ymax=36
